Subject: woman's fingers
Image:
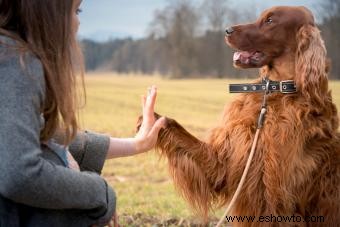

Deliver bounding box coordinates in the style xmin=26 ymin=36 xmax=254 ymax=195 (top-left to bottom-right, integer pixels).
xmin=107 ymin=212 xmax=119 ymax=227
xmin=143 ymin=86 xmax=157 ymax=122
xmin=145 ymin=86 xmax=156 ymax=112
xmin=135 ymin=86 xmax=165 ymax=153
xmin=141 ymin=95 xmax=146 ymax=112
xmin=114 ymin=212 xmax=119 ymax=227
xmin=139 ymin=85 xmax=160 ymax=129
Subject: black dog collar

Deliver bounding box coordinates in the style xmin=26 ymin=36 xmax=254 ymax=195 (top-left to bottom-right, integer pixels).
xmin=229 ymin=80 xmax=296 ymax=94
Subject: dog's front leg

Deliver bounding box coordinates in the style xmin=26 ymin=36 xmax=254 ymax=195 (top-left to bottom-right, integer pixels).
xmin=137 ymin=114 xmax=217 ymax=220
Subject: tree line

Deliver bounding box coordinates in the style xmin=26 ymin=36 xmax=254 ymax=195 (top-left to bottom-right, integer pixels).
xmin=81 ymin=0 xmax=340 ymax=79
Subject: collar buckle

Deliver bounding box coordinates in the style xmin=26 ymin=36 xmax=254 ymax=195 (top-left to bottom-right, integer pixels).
xmin=279 ymin=80 xmax=296 ymax=94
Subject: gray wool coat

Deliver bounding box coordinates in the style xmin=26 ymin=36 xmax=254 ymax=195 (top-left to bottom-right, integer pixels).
xmin=0 ymin=35 xmax=116 ymax=227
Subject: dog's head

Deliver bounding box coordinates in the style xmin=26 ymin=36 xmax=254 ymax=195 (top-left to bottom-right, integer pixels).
xmin=225 ymin=6 xmax=330 ymax=105
xmin=225 ymin=6 xmax=315 ymax=69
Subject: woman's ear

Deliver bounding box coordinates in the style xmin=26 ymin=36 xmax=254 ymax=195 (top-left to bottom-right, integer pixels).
xmin=295 ymin=25 xmax=328 ymax=107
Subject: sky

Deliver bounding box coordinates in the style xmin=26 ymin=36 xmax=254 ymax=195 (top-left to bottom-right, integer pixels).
xmin=78 ymin=0 xmax=321 ymax=42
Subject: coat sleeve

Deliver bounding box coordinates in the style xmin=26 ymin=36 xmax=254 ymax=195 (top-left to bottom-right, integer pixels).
xmin=54 ymin=130 xmax=111 ymax=175
xmin=0 ymin=50 xmax=115 ymax=224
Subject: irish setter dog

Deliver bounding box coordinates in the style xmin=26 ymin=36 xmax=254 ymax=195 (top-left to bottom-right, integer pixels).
xmin=139 ymin=6 xmax=340 ymax=226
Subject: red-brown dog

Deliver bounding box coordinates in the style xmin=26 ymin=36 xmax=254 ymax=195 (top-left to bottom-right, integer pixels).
xmin=139 ymin=6 xmax=340 ymax=227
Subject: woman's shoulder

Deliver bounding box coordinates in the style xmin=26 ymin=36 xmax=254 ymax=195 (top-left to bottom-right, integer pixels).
xmin=0 ymin=34 xmax=45 ymax=96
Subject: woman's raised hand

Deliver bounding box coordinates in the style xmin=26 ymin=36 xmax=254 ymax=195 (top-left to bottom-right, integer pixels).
xmin=134 ymin=86 xmax=166 ymax=153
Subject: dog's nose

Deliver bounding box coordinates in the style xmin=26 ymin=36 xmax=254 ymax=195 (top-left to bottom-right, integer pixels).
xmin=225 ymin=27 xmax=234 ymax=36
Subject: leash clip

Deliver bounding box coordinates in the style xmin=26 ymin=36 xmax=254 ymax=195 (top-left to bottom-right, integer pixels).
xmin=257 ymin=77 xmax=270 ymax=129
xmin=264 ymin=77 xmax=270 ymax=94
xmin=257 ymin=107 xmax=267 ymax=128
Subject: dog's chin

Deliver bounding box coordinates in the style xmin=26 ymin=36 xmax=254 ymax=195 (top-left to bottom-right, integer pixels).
xmin=233 ymin=61 xmax=262 ymax=69
xmin=233 ymin=51 xmax=268 ymax=69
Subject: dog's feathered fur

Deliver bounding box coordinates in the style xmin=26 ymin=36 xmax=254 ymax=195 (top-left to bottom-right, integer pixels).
xmin=143 ymin=6 xmax=340 ymax=226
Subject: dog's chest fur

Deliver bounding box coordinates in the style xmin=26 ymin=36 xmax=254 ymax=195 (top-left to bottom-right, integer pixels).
xmin=221 ymin=93 xmax=323 ymax=216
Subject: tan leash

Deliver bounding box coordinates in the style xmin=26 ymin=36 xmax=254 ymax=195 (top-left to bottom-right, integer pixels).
xmin=215 ymin=79 xmax=270 ymax=227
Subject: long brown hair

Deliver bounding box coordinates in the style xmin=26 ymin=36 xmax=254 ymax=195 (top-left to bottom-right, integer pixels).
xmin=0 ymin=0 xmax=84 ymax=144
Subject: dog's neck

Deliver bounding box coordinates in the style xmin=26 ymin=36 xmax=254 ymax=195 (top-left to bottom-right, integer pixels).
xmin=261 ymin=53 xmax=296 ymax=81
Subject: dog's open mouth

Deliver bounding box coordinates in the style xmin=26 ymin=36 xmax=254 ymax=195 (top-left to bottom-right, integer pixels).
xmin=233 ymin=51 xmax=266 ymax=67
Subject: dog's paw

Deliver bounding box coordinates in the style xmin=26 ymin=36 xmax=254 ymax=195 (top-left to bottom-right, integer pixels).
xmin=136 ymin=115 xmax=143 ymax=132
xmin=136 ymin=112 xmax=164 ymax=133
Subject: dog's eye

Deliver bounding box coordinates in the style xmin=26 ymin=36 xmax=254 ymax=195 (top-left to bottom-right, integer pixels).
xmin=265 ymin=17 xmax=273 ymax=24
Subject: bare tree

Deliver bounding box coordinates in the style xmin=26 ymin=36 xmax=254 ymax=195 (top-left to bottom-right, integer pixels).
xmin=203 ymin=0 xmax=233 ymax=31
xmin=81 ymin=1 xmax=339 ymax=80
xmin=200 ymin=0 xmax=233 ymax=77
xmin=149 ymin=0 xmax=200 ymax=78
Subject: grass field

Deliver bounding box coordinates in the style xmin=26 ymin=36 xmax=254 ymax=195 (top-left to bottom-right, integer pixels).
xmin=80 ymin=73 xmax=340 ymax=226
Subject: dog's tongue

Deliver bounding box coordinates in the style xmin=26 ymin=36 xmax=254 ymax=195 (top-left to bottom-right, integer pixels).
xmin=233 ymin=51 xmax=254 ymax=64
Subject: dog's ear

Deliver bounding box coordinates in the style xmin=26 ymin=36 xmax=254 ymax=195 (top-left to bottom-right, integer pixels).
xmin=325 ymin=58 xmax=331 ymax=74
xmin=295 ymin=25 xmax=328 ymax=106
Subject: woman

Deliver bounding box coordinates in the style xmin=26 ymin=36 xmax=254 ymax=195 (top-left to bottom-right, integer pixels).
xmin=0 ymin=0 xmax=165 ymax=226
